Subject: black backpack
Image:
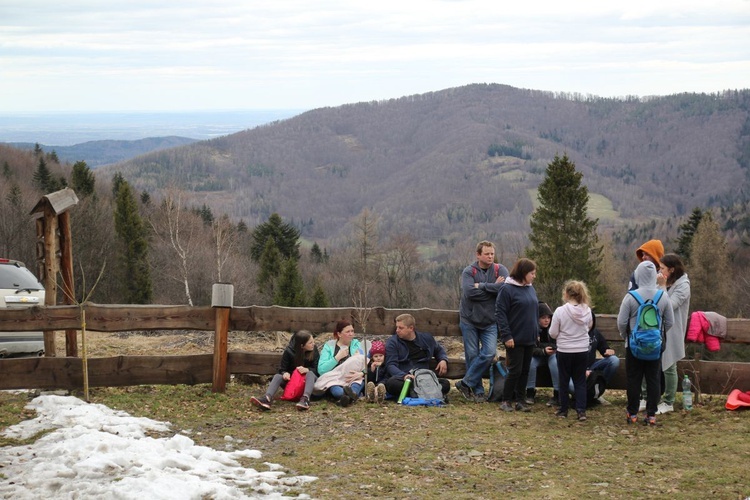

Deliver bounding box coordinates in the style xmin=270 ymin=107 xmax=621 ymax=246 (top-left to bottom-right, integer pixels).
xmin=488 ymin=359 xmax=508 ymax=402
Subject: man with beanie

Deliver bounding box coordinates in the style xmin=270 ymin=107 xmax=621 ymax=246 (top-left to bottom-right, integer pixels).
xmin=525 ymin=302 xmax=560 ymax=406
xmin=628 ymin=239 xmax=664 ymax=291
xmin=456 ymin=241 xmax=509 ymax=402
xmin=618 ymin=261 xmax=674 ymax=425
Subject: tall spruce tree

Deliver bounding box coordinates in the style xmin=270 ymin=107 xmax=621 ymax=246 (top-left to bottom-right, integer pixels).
xmin=257 ymin=238 xmax=282 ymax=298
xmin=676 ymin=207 xmax=705 ymax=261
xmin=114 ymin=180 xmax=152 ymax=304
xmin=527 ymin=154 xmax=607 ymax=308
xmin=32 ymin=157 xmax=52 ymax=192
xmin=71 ymin=160 xmax=96 ymax=198
xmin=274 ymin=257 xmax=306 ymax=306
xmin=250 ymin=213 xmax=300 ymax=262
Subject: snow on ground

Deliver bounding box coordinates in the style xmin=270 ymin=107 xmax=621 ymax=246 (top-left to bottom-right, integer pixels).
xmin=0 ymin=394 xmax=316 ymax=499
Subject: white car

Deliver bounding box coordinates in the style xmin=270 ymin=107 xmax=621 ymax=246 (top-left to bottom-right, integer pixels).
xmin=0 ymin=259 xmax=45 ymax=357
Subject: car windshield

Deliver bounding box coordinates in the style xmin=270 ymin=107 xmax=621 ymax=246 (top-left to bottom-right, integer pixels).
xmin=0 ymin=264 xmax=44 ymax=290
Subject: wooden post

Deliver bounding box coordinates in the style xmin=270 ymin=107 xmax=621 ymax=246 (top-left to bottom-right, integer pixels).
xmin=211 ymin=283 xmax=234 ymax=393
xmin=42 ymin=212 xmax=58 ymax=357
xmin=59 ymin=211 xmax=78 ymax=357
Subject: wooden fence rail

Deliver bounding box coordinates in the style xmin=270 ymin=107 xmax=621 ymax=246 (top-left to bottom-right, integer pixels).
xmin=1 ymin=304 xmax=749 ymax=394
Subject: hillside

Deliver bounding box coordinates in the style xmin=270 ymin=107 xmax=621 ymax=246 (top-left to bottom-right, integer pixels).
xmin=105 ymin=84 xmax=750 ymax=245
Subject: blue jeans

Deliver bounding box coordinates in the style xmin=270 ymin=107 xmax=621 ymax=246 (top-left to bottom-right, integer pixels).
xmin=460 ymin=321 xmax=498 ymax=395
xmin=567 ymin=355 xmax=620 ymax=393
xmin=329 ymin=383 xmax=363 ymax=400
xmin=526 ymin=353 xmax=559 ymax=391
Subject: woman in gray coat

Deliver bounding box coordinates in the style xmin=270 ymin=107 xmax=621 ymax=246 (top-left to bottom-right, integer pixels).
xmin=656 ymin=254 xmax=690 ymax=414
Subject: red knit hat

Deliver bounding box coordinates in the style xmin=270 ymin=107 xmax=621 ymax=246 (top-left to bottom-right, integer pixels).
xmin=636 ymin=239 xmax=664 ymax=263
xmin=370 ymin=340 xmax=386 ymax=356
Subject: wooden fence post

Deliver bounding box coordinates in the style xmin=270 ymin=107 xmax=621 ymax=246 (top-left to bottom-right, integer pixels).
xmin=211 ymin=283 xmax=234 ymax=393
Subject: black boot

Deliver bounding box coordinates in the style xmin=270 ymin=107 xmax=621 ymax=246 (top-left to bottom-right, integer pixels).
xmin=546 ymin=390 xmax=560 ymax=407
xmin=524 ymin=388 xmax=536 ymax=405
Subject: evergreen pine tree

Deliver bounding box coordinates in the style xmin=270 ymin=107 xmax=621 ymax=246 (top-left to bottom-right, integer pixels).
xmin=114 ymin=180 xmax=153 ymax=304
xmin=71 ymin=161 xmax=96 ymax=197
xmin=309 ymin=281 xmax=329 ymax=307
xmin=2 ymin=161 xmax=11 ymax=179
xmin=112 ymin=172 xmax=125 ymax=197
xmin=676 ymin=207 xmax=704 ymax=261
xmin=257 ymin=238 xmax=282 ymax=298
xmin=140 ymin=191 xmax=151 ymax=206
xmin=310 ymin=242 xmax=324 ymax=264
xmin=274 ymin=257 xmax=306 ymax=306
xmin=32 ymin=157 xmax=52 ymax=192
xmin=527 ymin=154 xmax=607 ymax=307
xmin=250 ymin=213 xmax=300 ymax=262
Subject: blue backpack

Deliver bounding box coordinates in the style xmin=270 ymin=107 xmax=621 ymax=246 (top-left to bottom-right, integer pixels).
xmin=627 ymin=290 xmax=665 ymax=360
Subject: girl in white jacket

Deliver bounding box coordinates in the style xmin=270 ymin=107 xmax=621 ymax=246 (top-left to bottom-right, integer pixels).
xmin=549 ymin=280 xmax=594 ymax=421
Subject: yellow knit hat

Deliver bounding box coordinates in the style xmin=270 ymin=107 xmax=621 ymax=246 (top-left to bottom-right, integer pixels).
xmin=636 ymin=239 xmax=664 ymax=262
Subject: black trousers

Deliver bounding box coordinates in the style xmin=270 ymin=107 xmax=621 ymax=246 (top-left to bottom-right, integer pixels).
xmin=626 ymin=347 xmax=661 ymax=416
xmin=502 ymin=344 xmax=534 ymax=402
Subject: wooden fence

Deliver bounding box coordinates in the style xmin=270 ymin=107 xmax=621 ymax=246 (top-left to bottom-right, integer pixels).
xmin=1 ymin=304 xmax=749 ymax=395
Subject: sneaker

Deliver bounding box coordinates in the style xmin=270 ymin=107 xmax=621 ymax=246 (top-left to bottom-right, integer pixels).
xmin=250 ymin=395 xmax=272 ymax=411
xmin=644 ymin=415 xmax=657 ymax=426
xmin=515 ymin=402 xmax=532 ymax=413
xmin=500 ymin=401 xmax=515 ymax=412
xmin=366 ymin=382 xmax=376 ymax=403
xmin=546 ymin=396 xmax=560 ymax=407
xmin=295 ymin=396 xmax=310 ymax=411
xmin=455 ymin=380 xmax=473 ymax=400
xmin=375 ymin=384 xmax=386 ymax=404
xmin=656 ymin=402 xmax=674 ymax=415
xmin=638 ymin=399 xmax=647 ymax=412
xmin=577 ymin=411 xmax=587 ymax=422
xmin=473 ymin=393 xmax=487 ymax=403
xmin=596 ymin=396 xmax=611 ymax=406
xmin=344 ymin=385 xmax=359 ymax=402
xmin=337 ymin=395 xmax=351 ymax=407
xmin=555 ymin=409 xmax=568 ymax=418
xmin=626 ymin=412 xmax=638 ymax=424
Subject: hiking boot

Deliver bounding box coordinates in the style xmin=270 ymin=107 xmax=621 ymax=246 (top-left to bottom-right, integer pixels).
xmin=656 ymin=402 xmax=674 ymax=415
xmin=337 ymin=395 xmax=351 ymax=407
xmin=455 ymin=380 xmax=473 ymax=400
xmin=515 ymin=402 xmax=532 ymax=413
xmin=500 ymin=401 xmax=515 ymax=412
xmin=596 ymin=396 xmax=611 ymax=406
xmin=295 ymin=396 xmax=310 ymax=411
xmin=555 ymin=409 xmax=568 ymax=418
xmin=473 ymin=393 xmax=487 ymax=403
xmin=638 ymin=399 xmax=647 ymax=412
xmin=344 ymin=385 xmax=359 ymax=402
xmin=626 ymin=412 xmax=638 ymax=424
xmin=366 ymin=382 xmax=376 ymax=403
xmin=250 ymin=395 xmax=272 ymax=411
xmin=375 ymin=383 xmax=386 ymax=404
xmin=546 ymin=390 xmax=560 ymax=407
xmin=577 ymin=411 xmax=587 ymax=422
xmin=524 ymin=388 xmax=536 ymax=405
xmin=643 ymin=415 xmax=657 ymax=426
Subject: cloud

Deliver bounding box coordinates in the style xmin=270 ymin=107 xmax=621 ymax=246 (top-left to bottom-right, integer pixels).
xmin=1 ymin=0 xmax=749 ymax=111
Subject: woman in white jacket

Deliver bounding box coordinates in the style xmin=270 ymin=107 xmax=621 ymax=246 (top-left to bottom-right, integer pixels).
xmin=656 ymin=254 xmax=690 ymax=414
xmin=549 ymin=280 xmax=594 ymax=421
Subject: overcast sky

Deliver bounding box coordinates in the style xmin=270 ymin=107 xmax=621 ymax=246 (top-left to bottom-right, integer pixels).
xmin=2 ymin=0 xmax=749 ymax=114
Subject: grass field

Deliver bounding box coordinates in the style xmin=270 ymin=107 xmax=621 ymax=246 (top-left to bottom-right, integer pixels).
xmin=2 ymin=383 xmax=748 ymax=499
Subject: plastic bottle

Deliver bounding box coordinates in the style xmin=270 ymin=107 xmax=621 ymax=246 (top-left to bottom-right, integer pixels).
xmin=398 ymin=378 xmax=412 ymax=404
xmin=682 ymin=374 xmax=693 ymax=411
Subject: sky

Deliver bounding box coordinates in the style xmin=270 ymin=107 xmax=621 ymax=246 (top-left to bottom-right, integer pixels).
xmin=0 ymin=393 xmax=316 ymax=499
xmin=1 ymin=0 xmax=749 ymax=114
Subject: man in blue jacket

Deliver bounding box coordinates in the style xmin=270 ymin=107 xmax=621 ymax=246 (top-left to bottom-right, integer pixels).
xmin=384 ymin=313 xmax=450 ymax=398
xmin=456 ymin=241 xmax=508 ymax=402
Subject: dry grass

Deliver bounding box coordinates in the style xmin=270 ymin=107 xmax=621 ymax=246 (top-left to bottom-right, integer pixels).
xmin=3 ymin=332 xmax=747 ymax=499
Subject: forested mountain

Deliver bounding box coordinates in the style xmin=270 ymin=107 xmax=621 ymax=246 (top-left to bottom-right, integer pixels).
xmin=6 ymin=136 xmax=197 ymax=168
xmin=105 ymin=84 xmax=750 ymax=248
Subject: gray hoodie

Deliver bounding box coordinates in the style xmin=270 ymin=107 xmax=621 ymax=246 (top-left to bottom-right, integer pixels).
xmin=549 ymin=302 xmax=593 ymax=353
xmin=617 ymin=261 xmax=675 ymax=345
